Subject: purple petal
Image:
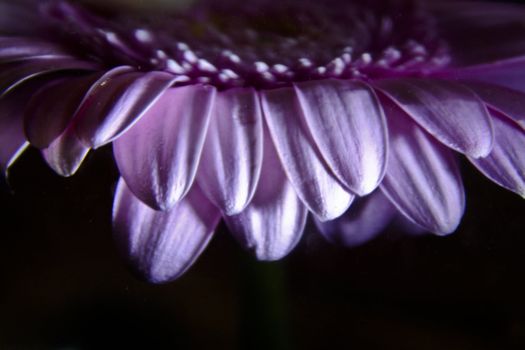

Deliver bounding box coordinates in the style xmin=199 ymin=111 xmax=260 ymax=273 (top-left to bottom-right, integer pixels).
xmin=375 ymin=78 xmax=494 ymax=158
xmin=0 ymin=57 xmax=96 ymax=96
xmin=42 ymin=126 xmax=90 ymax=177
xmin=315 ymin=190 xmax=396 ymax=248
xmin=0 ymin=37 xmax=71 ymax=63
xmin=439 ymin=57 xmax=525 ymax=93
xmin=469 ymin=112 xmax=525 ymax=197
xmin=25 ymin=74 xmax=102 ymax=148
xmin=0 ymin=87 xmax=30 ymax=172
xmin=261 ymin=86 xmax=354 ymax=221
xmin=0 ymin=78 xmax=53 ymax=173
xmin=114 ymin=85 xmax=216 ymax=210
xmin=112 ymin=179 xmax=220 ymax=284
xmin=74 ymin=66 xmax=179 ymax=148
xmin=379 ymin=99 xmax=465 ymax=235
xmin=225 ymin=130 xmax=307 ymax=261
xmin=294 ymin=79 xmax=388 ymax=195
xmin=197 ymin=88 xmax=263 ymax=215
xmin=392 ymin=214 xmax=427 ymax=236
xmin=460 ymin=81 xmax=525 ymax=130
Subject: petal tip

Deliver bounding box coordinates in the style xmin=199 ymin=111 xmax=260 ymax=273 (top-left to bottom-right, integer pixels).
xmin=433 ymin=220 xmax=461 ymax=236
xmin=254 ymin=251 xmax=289 ymax=262
xmin=222 ymin=203 xmax=248 ymax=216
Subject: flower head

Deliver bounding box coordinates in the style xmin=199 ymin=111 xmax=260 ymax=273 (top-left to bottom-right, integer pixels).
xmin=1 ymin=0 xmax=525 ymax=283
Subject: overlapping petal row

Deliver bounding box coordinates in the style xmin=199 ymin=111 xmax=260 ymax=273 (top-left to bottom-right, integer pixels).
xmin=1 ymin=0 xmax=525 ymax=282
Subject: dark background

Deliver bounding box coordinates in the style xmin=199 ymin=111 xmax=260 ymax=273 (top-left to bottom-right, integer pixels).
xmin=2 ymin=1 xmax=525 ymax=349
xmin=2 ymin=140 xmax=525 ymax=350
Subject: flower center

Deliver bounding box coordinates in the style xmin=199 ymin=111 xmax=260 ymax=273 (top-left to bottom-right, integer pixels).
xmin=45 ymin=0 xmax=451 ymax=89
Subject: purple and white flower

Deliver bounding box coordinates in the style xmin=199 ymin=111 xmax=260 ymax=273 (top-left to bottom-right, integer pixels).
xmin=1 ymin=0 xmax=525 ymax=283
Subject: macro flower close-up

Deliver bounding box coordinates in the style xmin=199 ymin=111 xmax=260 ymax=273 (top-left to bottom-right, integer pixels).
xmin=2 ymin=0 xmax=525 ymax=347
xmin=1 ymin=0 xmax=525 ymax=286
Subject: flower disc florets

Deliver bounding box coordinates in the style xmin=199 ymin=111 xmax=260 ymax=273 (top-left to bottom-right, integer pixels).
xmin=44 ymin=0 xmax=450 ymax=89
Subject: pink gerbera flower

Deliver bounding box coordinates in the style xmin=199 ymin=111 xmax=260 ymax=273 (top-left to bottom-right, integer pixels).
xmin=1 ymin=0 xmax=525 ymax=283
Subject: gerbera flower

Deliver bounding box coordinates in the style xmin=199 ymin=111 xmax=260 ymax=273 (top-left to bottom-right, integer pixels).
xmin=1 ymin=0 xmax=525 ymax=283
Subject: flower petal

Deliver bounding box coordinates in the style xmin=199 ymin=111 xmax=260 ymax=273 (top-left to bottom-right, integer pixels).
xmin=225 ymin=130 xmax=307 ymax=261
xmin=74 ymin=66 xmax=179 ymax=148
xmin=392 ymin=214 xmax=427 ymax=236
xmin=469 ymin=112 xmax=525 ymax=197
xmin=25 ymin=74 xmax=102 ymax=148
xmin=439 ymin=57 xmax=525 ymax=93
xmin=197 ymin=88 xmax=263 ymax=215
xmin=112 ymin=179 xmax=220 ymax=284
xmin=0 ymin=85 xmax=30 ymax=173
xmin=0 ymin=77 xmax=54 ymax=173
xmin=114 ymin=85 xmax=216 ymax=210
xmin=0 ymin=57 xmax=96 ymax=96
xmin=261 ymin=86 xmax=354 ymax=221
xmin=461 ymin=81 xmax=525 ymax=130
xmin=42 ymin=126 xmax=90 ymax=177
xmin=379 ymin=99 xmax=465 ymax=235
xmin=315 ymin=190 xmax=396 ymax=248
xmin=0 ymin=37 xmax=71 ymax=63
xmin=375 ymin=78 xmax=493 ymax=158
xmin=294 ymin=79 xmax=388 ymax=195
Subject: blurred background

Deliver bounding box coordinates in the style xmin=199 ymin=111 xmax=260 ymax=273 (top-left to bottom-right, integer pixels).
xmin=2 ymin=0 xmax=525 ymax=349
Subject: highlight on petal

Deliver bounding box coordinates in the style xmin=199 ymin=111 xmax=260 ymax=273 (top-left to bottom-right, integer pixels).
xmin=315 ymin=190 xmax=396 ymax=248
xmin=114 ymin=85 xmax=216 ymax=210
xmin=261 ymin=86 xmax=354 ymax=221
xmin=197 ymin=87 xmax=263 ymax=215
xmin=2 ymin=0 xmax=525 ymax=284
xmin=74 ymin=66 xmax=180 ymax=148
xmin=294 ymin=79 xmax=388 ymax=196
xmin=375 ymin=78 xmax=494 ymax=158
xmin=0 ymin=37 xmax=71 ymax=63
xmin=469 ymin=112 xmax=525 ymax=197
xmin=0 ymin=80 xmax=45 ymax=173
xmin=379 ymin=98 xmax=465 ymax=235
xmin=24 ymin=73 xmax=102 ymax=148
xmin=42 ymin=126 xmax=90 ymax=177
xmin=225 ymin=130 xmax=307 ymax=261
xmin=112 ymin=179 xmax=221 ymax=284
xmin=461 ymin=81 xmax=525 ymax=130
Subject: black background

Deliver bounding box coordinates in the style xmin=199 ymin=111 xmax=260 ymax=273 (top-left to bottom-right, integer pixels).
xmin=2 ymin=1 xmax=525 ymax=349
